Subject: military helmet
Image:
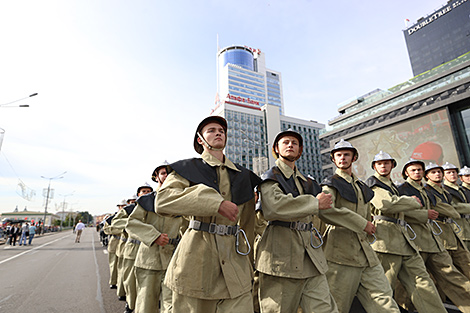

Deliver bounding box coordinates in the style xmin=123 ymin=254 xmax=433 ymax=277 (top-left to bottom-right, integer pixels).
xmin=137 ymin=183 xmax=153 ymax=195
xmin=401 ymin=158 xmax=425 ymax=180
xmin=152 ymin=160 xmax=170 ymax=182
xmin=193 ymin=116 xmax=228 ymax=154
xmin=442 ymin=162 xmax=458 ymax=171
xmin=459 ymin=166 xmax=470 ymax=176
xmin=371 ymin=151 xmax=397 ymax=170
xmin=272 ymin=129 xmax=303 ymax=159
xmin=330 ymin=139 xmax=358 ymax=161
xmin=424 ymin=162 xmax=444 ymax=175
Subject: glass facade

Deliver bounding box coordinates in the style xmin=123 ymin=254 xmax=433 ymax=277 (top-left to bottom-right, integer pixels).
xmin=404 ymin=0 xmax=470 ymax=76
xmin=219 ymin=47 xmax=254 ymax=71
xmin=266 ymin=72 xmax=282 ymax=110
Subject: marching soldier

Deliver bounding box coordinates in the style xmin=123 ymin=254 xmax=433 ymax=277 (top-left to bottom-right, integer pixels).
xmin=397 ymin=159 xmax=470 ymax=313
xmin=319 ymin=140 xmax=400 ymax=313
xmin=458 ymin=166 xmax=470 ymax=250
xmin=425 ymin=162 xmax=470 ymax=279
xmin=103 ymin=200 xmax=127 ymax=290
xmin=255 ymin=130 xmax=338 ymax=313
xmin=365 ymin=151 xmax=446 ymax=312
xmin=126 ymin=163 xmax=187 ymax=313
xmin=155 ymin=116 xmax=261 ymax=313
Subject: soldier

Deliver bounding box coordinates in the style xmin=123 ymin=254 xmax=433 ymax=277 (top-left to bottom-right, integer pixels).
xmin=126 ymin=163 xmax=187 ymax=313
xmin=255 ymin=130 xmax=338 ymax=313
xmin=398 ymin=159 xmax=470 ymax=313
xmin=155 ymin=116 xmax=261 ymax=313
xmin=319 ymin=140 xmax=400 ymax=313
xmin=425 ymin=162 xmax=470 ymax=279
xmin=365 ymin=151 xmax=446 ymax=313
xmin=103 ymin=200 xmax=127 ymax=293
xmin=458 ymin=166 xmax=470 ymax=250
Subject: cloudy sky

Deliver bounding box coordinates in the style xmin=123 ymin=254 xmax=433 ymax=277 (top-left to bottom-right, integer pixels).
xmin=0 ymin=0 xmax=447 ymax=217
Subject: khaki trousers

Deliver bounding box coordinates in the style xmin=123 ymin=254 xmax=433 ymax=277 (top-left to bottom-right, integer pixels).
xmin=116 ymin=256 xmax=126 ymax=297
xmin=448 ymin=239 xmax=470 ymax=280
xmin=135 ymin=267 xmax=172 ymax=313
xmin=421 ymin=251 xmax=470 ymax=313
xmin=122 ymin=258 xmax=137 ymax=310
xmin=325 ymin=262 xmax=400 ymax=313
xmin=172 ymin=290 xmax=253 ymax=313
xmin=108 ymin=252 xmax=118 ymax=285
xmin=375 ymin=252 xmax=446 ymax=313
xmin=258 ymin=272 xmax=338 ymax=313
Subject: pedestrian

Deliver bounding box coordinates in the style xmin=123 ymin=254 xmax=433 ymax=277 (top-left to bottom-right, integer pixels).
xmin=458 ymin=165 xmax=470 ymax=250
xmin=127 ymin=162 xmax=188 ymax=313
xmin=397 ymin=158 xmax=470 ymax=313
xmin=365 ymin=151 xmax=447 ymax=312
xmin=320 ymin=139 xmax=400 ymax=313
xmin=255 ymin=129 xmax=338 ymax=313
xmin=19 ymin=223 xmax=29 ymax=246
xmin=75 ymin=220 xmax=85 ymax=243
xmin=156 ymin=116 xmax=261 ymax=313
xmin=28 ymin=223 xmax=37 ymax=245
xmin=9 ymin=224 xmax=18 ymax=246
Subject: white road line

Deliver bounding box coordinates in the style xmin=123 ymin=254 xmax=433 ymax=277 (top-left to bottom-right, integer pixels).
xmin=92 ymin=231 xmax=106 ymax=313
xmin=0 ymin=235 xmax=70 ymax=265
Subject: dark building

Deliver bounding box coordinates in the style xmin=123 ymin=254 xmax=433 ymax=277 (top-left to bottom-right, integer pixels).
xmin=404 ymin=0 xmax=470 ymax=76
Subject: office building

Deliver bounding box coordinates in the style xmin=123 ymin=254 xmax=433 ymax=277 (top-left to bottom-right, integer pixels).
xmin=213 ymin=45 xmax=324 ymax=179
xmin=404 ymin=0 xmax=470 ymax=76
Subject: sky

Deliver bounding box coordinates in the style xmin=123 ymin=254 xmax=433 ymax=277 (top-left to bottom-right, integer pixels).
xmin=0 ymin=0 xmax=448 ymax=217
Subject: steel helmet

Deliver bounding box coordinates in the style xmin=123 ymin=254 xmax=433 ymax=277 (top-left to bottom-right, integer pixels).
xmin=442 ymin=162 xmax=458 ymax=171
xmin=425 ymin=162 xmax=444 ymax=175
xmin=401 ymin=158 xmax=425 ymax=180
xmin=137 ymin=183 xmax=153 ymax=195
xmin=272 ymin=129 xmax=303 ymax=160
xmin=459 ymin=166 xmax=470 ymax=176
xmin=371 ymin=151 xmax=397 ymax=170
xmin=152 ymin=160 xmax=170 ymax=182
xmin=193 ymin=116 xmax=228 ymax=154
xmin=330 ymin=139 xmax=358 ymax=161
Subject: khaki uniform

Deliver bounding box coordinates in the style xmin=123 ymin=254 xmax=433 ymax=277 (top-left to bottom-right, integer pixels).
xmin=427 ymin=181 xmax=470 ymax=279
xmin=367 ymin=173 xmax=446 ymax=313
xmin=398 ymin=178 xmax=470 ymax=313
xmin=121 ymin=206 xmax=140 ymax=311
xmin=103 ymin=218 xmax=119 ymax=286
xmin=255 ymin=160 xmax=338 ymax=313
xmin=108 ymin=209 xmax=128 ymax=298
xmin=155 ymin=150 xmax=258 ymax=313
xmin=320 ymin=169 xmax=400 ymax=313
xmin=446 ymin=181 xmax=470 ymax=251
xmin=126 ymin=191 xmax=187 ymax=313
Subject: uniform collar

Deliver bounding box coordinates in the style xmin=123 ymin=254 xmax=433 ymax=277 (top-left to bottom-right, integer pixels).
xmin=444 ymin=179 xmax=459 ymax=190
xmin=463 ymin=182 xmax=470 ymax=189
xmin=374 ymin=172 xmax=393 ymax=186
xmin=335 ymin=168 xmax=355 ymax=184
xmin=407 ymin=177 xmax=423 ymax=189
xmin=276 ymin=158 xmax=306 ymax=182
xmin=427 ymin=180 xmax=444 ymax=193
xmin=201 ymin=150 xmax=240 ymax=172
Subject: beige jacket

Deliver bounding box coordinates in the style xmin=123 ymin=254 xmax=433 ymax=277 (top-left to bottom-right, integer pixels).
xmin=255 ymin=159 xmax=327 ymax=279
xmin=320 ymin=169 xmax=379 ymax=268
xmin=156 ymin=150 xmax=257 ymax=300
xmin=444 ymin=180 xmax=470 ymax=241
xmin=369 ymin=173 xmax=421 ymax=255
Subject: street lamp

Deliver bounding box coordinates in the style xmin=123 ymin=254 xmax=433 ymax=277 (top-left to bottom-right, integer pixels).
xmin=59 ymin=191 xmax=74 ymax=230
xmin=0 ymin=93 xmax=38 ymax=108
xmin=41 ymin=171 xmax=67 ymax=232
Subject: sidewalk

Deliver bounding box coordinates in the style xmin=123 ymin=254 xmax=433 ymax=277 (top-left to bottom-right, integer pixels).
xmin=0 ymin=230 xmax=65 ymax=245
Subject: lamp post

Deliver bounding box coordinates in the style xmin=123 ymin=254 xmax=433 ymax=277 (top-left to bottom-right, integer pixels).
xmin=41 ymin=171 xmax=66 ymax=232
xmin=59 ymin=191 xmax=74 ymax=230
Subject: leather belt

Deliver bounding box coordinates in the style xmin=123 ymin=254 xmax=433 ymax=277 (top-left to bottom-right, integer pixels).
xmin=268 ymin=220 xmax=314 ymax=231
xmin=189 ymin=220 xmax=238 ymax=236
xmin=436 ymin=216 xmax=454 ymax=223
xmin=373 ymin=215 xmax=407 ymax=226
xmin=128 ymin=239 xmax=141 ymax=244
xmin=168 ymin=237 xmax=180 ymax=246
xmin=461 ymin=214 xmax=470 ymax=219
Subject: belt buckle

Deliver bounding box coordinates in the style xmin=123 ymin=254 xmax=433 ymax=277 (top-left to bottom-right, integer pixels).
xmin=298 ymin=222 xmax=307 ymax=231
xmin=397 ymin=219 xmax=406 ymax=226
xmin=290 ymin=221 xmax=298 ymax=230
xmin=191 ymin=220 xmax=201 ymax=230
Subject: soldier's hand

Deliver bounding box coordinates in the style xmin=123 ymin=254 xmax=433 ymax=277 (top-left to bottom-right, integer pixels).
xmin=316 ymin=192 xmax=333 ymax=210
xmin=364 ymin=221 xmax=376 ymax=235
xmin=154 ymin=233 xmax=169 ymax=246
xmin=218 ymin=200 xmax=239 ymax=222
xmin=428 ymin=209 xmax=439 ymax=220
xmin=412 ymin=196 xmax=422 ymax=206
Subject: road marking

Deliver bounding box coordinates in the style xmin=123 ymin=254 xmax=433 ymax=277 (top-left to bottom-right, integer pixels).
xmin=0 ymin=295 xmax=12 ymax=304
xmin=0 ymin=235 xmax=70 ymax=265
xmin=92 ymin=231 xmax=106 ymax=313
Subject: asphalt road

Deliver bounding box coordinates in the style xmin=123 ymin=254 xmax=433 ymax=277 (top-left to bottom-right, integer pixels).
xmin=0 ymin=228 xmax=125 ymax=313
